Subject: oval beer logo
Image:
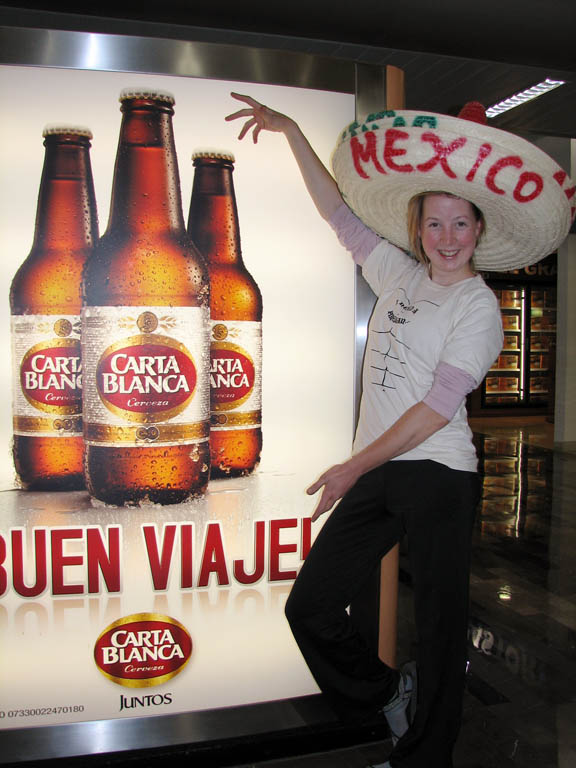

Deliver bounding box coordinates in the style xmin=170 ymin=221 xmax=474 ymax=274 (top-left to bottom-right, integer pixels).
xmin=20 ymin=339 xmax=82 ymax=414
xmin=210 ymin=343 xmax=255 ymax=410
xmin=96 ymin=335 xmax=197 ymax=421
xmin=94 ymin=613 xmax=193 ymax=687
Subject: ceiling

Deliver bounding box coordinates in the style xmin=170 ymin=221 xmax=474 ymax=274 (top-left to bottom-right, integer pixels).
xmin=0 ymin=0 xmax=574 ymax=138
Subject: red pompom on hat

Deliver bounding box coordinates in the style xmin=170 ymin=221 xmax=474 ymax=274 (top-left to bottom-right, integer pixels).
xmin=458 ymin=101 xmax=488 ymax=125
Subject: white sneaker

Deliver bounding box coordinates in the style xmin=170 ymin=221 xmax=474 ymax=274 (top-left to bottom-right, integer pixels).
xmin=381 ymin=660 xmax=417 ymax=745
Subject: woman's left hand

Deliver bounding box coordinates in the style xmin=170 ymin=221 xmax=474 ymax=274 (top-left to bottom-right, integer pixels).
xmin=307 ymin=459 xmax=361 ymax=522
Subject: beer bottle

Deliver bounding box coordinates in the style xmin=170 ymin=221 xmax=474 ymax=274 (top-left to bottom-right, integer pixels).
xmin=10 ymin=126 xmax=98 ymax=490
xmin=188 ymin=151 xmax=262 ymax=477
xmin=82 ymin=89 xmax=210 ymax=505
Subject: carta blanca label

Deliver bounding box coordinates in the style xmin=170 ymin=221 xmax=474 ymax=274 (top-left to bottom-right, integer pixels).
xmin=210 ymin=347 xmax=254 ymax=404
xmin=100 ymin=629 xmax=184 ymax=664
xmin=11 ymin=315 xmax=82 ymax=436
xmin=83 ymin=307 xmax=209 ymax=447
xmin=210 ymin=320 xmax=262 ymax=429
xmin=94 ymin=613 xmax=192 ymax=687
xmin=97 ymin=339 xmax=197 ymax=416
xmin=21 ymin=342 xmax=82 ymax=406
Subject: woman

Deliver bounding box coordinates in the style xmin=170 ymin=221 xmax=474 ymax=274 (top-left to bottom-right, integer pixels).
xmin=226 ymin=93 xmax=574 ymax=768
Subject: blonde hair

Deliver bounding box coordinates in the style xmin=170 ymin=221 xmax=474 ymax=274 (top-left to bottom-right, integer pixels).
xmin=407 ymin=192 xmax=486 ymax=270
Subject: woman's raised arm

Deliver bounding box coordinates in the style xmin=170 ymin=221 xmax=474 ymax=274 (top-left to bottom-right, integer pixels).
xmin=226 ymin=92 xmax=344 ymax=222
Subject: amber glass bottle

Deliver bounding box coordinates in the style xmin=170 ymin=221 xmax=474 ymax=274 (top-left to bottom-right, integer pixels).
xmin=82 ymin=89 xmax=210 ymax=505
xmin=10 ymin=126 xmax=98 ymax=490
xmin=188 ymin=151 xmax=262 ymax=477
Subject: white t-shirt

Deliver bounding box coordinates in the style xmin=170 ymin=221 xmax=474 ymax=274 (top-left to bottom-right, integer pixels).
xmin=355 ymin=239 xmax=504 ymax=472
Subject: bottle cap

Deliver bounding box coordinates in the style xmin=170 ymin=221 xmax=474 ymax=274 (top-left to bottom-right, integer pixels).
xmin=42 ymin=125 xmax=93 ymax=139
xmin=119 ymin=88 xmax=175 ymax=105
xmin=192 ymin=149 xmax=235 ymax=163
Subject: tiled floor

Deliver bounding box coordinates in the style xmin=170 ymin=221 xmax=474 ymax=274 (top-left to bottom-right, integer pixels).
xmin=225 ymin=416 xmax=576 ymax=768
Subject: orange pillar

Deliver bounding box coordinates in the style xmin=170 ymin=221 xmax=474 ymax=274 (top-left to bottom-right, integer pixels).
xmin=377 ymin=65 xmax=405 ymax=669
xmin=386 ymin=65 xmax=405 ymax=110
xmin=378 ymin=543 xmax=399 ymax=666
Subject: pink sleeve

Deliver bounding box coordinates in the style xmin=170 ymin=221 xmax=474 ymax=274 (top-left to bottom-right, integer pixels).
xmin=423 ymin=361 xmax=478 ymax=421
xmin=329 ymin=203 xmax=381 ymax=265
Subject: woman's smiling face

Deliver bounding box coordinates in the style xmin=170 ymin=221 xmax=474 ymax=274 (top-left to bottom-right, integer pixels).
xmin=420 ymin=194 xmax=482 ymax=286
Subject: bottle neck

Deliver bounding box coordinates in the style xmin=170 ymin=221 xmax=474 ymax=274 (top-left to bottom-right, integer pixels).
xmin=188 ymin=160 xmax=242 ymax=265
xmin=107 ymin=102 xmax=185 ymax=234
xmin=34 ymin=137 xmax=98 ymax=250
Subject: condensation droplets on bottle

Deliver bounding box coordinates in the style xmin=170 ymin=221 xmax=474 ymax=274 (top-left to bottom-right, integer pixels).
xmin=10 ymin=126 xmax=98 ymax=490
xmin=82 ymin=89 xmax=211 ymax=506
xmin=188 ymin=151 xmax=263 ymax=477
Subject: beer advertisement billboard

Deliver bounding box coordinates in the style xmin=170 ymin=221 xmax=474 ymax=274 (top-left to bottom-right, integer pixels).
xmin=0 ymin=64 xmax=355 ymax=731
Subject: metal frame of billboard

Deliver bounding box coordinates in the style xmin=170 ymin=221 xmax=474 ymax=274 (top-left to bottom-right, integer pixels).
xmin=0 ymin=23 xmax=383 ymax=764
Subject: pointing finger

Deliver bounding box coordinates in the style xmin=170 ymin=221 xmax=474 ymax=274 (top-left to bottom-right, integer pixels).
xmin=230 ymin=92 xmax=262 ymax=108
xmin=306 ymin=472 xmax=327 ymax=496
xmin=306 ymin=479 xmax=321 ymax=495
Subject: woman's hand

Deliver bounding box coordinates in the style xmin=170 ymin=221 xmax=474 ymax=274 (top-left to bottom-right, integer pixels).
xmin=306 ymin=402 xmax=450 ymax=522
xmin=226 ymin=92 xmax=295 ymax=143
xmin=307 ymin=458 xmax=362 ymax=522
xmin=225 ymin=92 xmax=343 ymax=221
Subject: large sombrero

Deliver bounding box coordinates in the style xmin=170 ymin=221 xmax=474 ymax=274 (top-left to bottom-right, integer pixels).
xmin=331 ymin=103 xmax=575 ymax=271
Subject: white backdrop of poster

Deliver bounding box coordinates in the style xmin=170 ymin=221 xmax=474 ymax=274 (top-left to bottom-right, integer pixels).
xmin=0 ymin=66 xmax=356 ymax=728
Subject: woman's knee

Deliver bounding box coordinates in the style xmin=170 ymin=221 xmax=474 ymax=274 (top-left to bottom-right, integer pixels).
xmin=284 ymin=582 xmax=311 ymax=627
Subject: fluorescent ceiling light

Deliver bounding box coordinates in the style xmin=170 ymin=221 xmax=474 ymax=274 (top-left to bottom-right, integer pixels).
xmin=486 ymin=78 xmax=566 ymax=118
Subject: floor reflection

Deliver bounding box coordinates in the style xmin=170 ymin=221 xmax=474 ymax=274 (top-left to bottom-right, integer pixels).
xmin=456 ymin=417 xmax=576 ymax=767
xmin=474 ymin=431 xmax=554 ymax=540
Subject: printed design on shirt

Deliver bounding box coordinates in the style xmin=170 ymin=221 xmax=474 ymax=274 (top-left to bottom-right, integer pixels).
xmin=370 ymin=288 xmax=439 ymax=392
xmin=370 ymin=330 xmax=408 ymax=390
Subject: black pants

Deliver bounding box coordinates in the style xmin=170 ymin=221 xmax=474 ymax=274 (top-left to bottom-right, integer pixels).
xmin=285 ymin=460 xmax=480 ymax=768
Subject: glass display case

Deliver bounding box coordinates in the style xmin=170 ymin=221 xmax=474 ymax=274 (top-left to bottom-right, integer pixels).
xmin=485 ymin=288 xmax=524 ymax=406
xmin=528 ymin=288 xmax=557 ymax=405
xmin=469 ymin=255 xmax=557 ymax=414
